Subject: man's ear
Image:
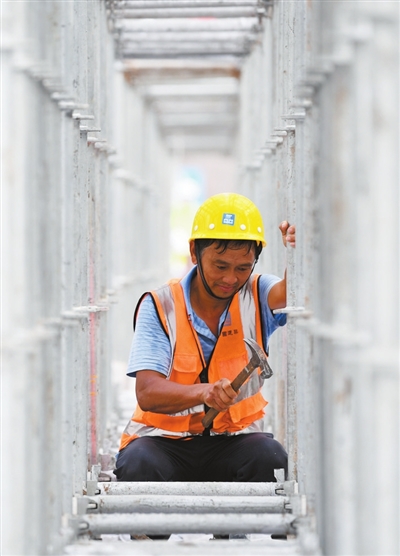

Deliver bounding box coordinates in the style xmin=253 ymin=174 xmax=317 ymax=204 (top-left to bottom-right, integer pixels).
xmin=189 ymin=240 xmax=197 ymax=264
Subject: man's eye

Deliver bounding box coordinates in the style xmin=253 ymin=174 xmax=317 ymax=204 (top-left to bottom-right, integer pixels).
xmin=216 ymin=265 xmax=226 ymax=270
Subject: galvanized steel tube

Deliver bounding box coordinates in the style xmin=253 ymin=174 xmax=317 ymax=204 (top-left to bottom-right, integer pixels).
xmin=85 ymin=494 xmax=289 ymax=513
xmin=80 ymin=512 xmax=297 ymax=536
xmin=98 ymin=481 xmax=284 ymax=496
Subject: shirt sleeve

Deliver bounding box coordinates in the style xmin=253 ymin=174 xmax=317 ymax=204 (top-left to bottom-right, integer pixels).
xmin=126 ymin=294 xmax=172 ymax=378
xmin=258 ymin=274 xmax=287 ymax=351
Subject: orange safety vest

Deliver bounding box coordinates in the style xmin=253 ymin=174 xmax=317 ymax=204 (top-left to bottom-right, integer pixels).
xmin=119 ymin=274 xmax=269 ymax=450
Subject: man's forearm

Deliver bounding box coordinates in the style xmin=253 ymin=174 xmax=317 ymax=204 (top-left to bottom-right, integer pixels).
xmin=136 ymin=370 xmax=237 ymax=414
xmin=136 ymin=371 xmax=207 ymax=413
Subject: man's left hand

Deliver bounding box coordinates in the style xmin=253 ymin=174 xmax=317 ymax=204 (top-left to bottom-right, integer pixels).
xmin=279 ymin=221 xmax=296 ymax=248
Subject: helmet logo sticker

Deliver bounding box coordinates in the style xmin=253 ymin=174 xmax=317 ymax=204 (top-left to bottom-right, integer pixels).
xmin=222 ymin=213 xmax=235 ymax=226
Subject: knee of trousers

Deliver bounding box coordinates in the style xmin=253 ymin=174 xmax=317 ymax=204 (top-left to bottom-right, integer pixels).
xmin=114 ymin=439 xmax=168 ymax=481
xmin=262 ymin=438 xmax=288 ymax=470
xmin=248 ymin=435 xmax=288 ymax=471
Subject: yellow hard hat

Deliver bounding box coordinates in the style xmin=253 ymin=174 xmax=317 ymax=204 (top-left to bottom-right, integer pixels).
xmin=189 ymin=193 xmax=266 ymax=247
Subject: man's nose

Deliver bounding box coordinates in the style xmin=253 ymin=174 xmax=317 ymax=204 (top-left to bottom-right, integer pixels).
xmin=222 ymin=270 xmax=238 ymax=285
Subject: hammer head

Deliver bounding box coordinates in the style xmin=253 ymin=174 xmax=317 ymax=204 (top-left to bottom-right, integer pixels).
xmin=244 ymin=338 xmax=273 ymax=379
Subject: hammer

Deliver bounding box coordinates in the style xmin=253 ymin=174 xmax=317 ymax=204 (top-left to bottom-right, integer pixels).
xmin=201 ymin=338 xmax=273 ymax=429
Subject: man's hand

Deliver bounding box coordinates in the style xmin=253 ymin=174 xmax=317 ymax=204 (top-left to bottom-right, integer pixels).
xmin=136 ymin=370 xmax=238 ymax=414
xmin=202 ymin=378 xmax=238 ymax=411
xmin=279 ymin=221 xmax=296 ymax=248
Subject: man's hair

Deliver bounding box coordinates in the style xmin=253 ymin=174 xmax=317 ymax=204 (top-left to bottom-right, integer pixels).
xmin=195 ymin=238 xmax=263 ymax=261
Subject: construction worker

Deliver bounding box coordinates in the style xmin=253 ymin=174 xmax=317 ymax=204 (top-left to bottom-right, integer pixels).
xmin=115 ymin=193 xmax=295 ymax=483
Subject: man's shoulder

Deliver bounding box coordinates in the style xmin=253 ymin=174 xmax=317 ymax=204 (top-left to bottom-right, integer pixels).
xmin=254 ymin=274 xmax=283 ymax=311
xmin=153 ymin=278 xmax=180 ymax=290
xmin=257 ymin=273 xmax=281 ymax=286
xmin=244 ymin=273 xmax=280 ymax=294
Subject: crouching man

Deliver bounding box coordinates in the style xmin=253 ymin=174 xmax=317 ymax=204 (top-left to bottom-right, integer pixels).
xmin=115 ymin=193 xmax=295 ymax=483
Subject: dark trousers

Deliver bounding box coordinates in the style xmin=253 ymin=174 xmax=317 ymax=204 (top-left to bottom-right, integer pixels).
xmin=114 ymin=433 xmax=287 ymax=482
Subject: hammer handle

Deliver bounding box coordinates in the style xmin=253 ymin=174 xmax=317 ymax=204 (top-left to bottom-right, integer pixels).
xmin=201 ymin=361 xmax=258 ymax=429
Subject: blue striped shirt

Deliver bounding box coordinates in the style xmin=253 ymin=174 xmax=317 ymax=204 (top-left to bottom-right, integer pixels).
xmin=127 ymin=266 xmax=286 ymax=377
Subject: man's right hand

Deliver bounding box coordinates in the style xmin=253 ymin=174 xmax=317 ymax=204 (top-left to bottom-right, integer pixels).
xmin=202 ymin=378 xmax=238 ymax=411
xmin=136 ymin=370 xmax=238 ymax=415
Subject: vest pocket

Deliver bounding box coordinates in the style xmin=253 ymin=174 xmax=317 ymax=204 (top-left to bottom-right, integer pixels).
xmin=215 ymin=353 xmax=248 ymax=383
xmin=170 ymin=354 xmax=199 ymax=385
xmin=228 ymin=391 xmax=267 ymax=424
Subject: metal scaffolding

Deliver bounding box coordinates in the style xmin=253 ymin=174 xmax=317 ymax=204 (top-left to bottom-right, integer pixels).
xmin=1 ymin=0 xmax=399 ymax=555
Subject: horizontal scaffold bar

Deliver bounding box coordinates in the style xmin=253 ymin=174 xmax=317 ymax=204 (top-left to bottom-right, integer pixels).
xmin=121 ymin=41 xmax=250 ymax=51
xmin=120 ymin=31 xmax=256 ymax=42
xmin=116 ymin=18 xmax=260 ymax=31
xmin=144 ymin=82 xmax=239 ymax=96
xmin=98 ymin=481 xmax=284 ymax=496
xmin=114 ymin=7 xmax=264 ymax=18
xmin=116 ymin=0 xmax=265 ymax=8
xmin=66 ymin=538 xmax=301 ymax=555
xmin=80 ymin=512 xmax=296 ymax=536
xmin=161 ymin=126 xmax=235 ymax=134
xmin=166 ymin=138 xmax=233 ymax=152
xmin=120 ymin=47 xmax=249 ymax=58
xmin=121 ymin=50 xmax=248 ymax=58
xmin=153 ymin=102 xmax=238 ymax=114
xmin=85 ymin=494 xmax=289 ymax=513
xmin=159 ymin=114 xmax=236 ymax=127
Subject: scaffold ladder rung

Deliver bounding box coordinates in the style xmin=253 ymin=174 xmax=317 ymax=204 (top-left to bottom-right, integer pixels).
xmin=65 ymin=538 xmax=302 ymax=555
xmin=79 ymin=512 xmax=297 ymax=536
xmin=84 ymin=494 xmax=289 ymax=513
xmin=97 ymin=481 xmax=285 ymax=496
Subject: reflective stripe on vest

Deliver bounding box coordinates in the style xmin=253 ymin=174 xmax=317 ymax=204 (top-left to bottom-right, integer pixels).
xmin=119 ymin=274 xmax=268 ymax=450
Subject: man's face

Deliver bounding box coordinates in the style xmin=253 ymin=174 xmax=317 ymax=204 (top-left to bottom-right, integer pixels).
xmin=190 ymin=241 xmax=256 ymax=299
